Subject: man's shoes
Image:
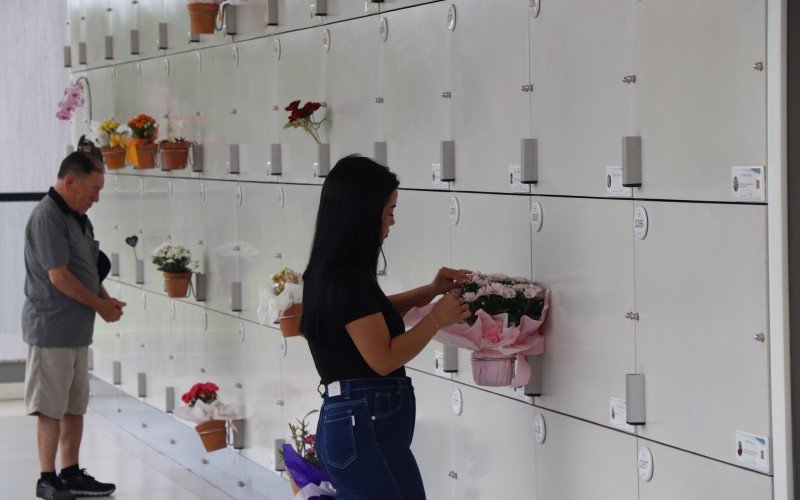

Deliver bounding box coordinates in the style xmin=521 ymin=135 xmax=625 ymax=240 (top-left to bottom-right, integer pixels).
xmin=36 ymin=477 xmax=76 ymax=500
xmin=58 ymin=469 xmax=116 ymax=497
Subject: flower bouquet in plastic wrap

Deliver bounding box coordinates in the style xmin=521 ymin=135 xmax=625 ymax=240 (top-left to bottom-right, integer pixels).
xmin=173 ymin=382 xmax=242 ymax=452
xmin=282 ymin=410 xmax=335 ymax=499
xmin=404 ymin=273 xmax=551 ymax=388
xmin=258 ymin=267 xmax=303 ymax=337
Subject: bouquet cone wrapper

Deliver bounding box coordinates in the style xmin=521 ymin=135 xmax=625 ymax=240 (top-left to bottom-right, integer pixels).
xmin=404 ymin=290 xmax=551 ymax=387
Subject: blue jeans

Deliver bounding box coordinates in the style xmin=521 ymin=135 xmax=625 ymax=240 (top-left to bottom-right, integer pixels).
xmin=316 ymin=377 xmax=426 ymax=499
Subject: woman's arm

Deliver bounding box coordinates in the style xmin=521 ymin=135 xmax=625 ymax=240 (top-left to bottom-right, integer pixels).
xmin=346 ymin=294 xmax=469 ymax=376
xmin=387 ymin=285 xmax=435 ymax=315
xmin=387 ymin=267 xmax=472 ymax=314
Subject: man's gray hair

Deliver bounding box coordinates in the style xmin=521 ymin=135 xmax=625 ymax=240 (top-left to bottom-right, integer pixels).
xmin=58 ymin=151 xmax=105 ymax=179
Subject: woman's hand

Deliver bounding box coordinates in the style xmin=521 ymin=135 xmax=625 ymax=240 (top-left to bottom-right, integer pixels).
xmin=429 ymin=292 xmax=472 ymax=328
xmin=428 ymin=267 xmax=471 ymax=298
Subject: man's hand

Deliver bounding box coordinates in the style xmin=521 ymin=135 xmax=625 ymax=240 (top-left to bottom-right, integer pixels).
xmin=96 ymin=298 xmax=125 ymax=323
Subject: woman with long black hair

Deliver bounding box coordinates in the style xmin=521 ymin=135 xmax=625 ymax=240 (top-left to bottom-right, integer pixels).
xmin=301 ymin=155 xmax=471 ymax=499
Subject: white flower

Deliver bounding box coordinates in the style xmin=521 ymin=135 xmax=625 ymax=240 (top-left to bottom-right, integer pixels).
xmin=523 ymin=285 xmax=542 ymax=299
xmin=500 ymin=287 xmax=517 ymax=299
xmin=479 ymin=283 xmax=506 ymax=296
xmin=461 ymin=292 xmax=478 ymax=303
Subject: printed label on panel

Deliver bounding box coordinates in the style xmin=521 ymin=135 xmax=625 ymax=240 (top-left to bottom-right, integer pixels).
xmin=731 ymin=166 xmax=765 ymax=202
xmin=508 ymin=165 xmax=529 ymax=193
xmin=431 ymin=164 xmax=449 ymax=189
xmin=735 ymin=430 xmax=770 ymax=473
xmin=606 ymin=166 xmax=632 ymax=196
xmin=609 ymin=397 xmax=635 ymax=433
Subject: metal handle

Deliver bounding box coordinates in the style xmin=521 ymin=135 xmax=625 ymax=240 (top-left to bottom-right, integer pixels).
xmin=441 ymin=91 xmax=452 ymax=98
xmin=622 ymin=75 xmax=637 ymax=84
xmin=521 ymin=84 xmax=533 ymax=92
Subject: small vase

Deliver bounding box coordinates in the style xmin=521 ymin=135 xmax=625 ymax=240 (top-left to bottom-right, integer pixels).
xmin=164 ymin=272 xmax=192 ymax=298
xmin=470 ymin=350 xmax=516 ymax=387
xmin=134 ymin=143 xmax=158 ymax=169
xmin=187 ymin=3 xmax=219 ymax=35
xmin=100 ymin=146 xmax=126 ymax=170
xmin=195 ymin=419 xmax=227 ymax=452
xmin=279 ymin=304 xmax=303 ymax=338
xmin=160 ymin=141 xmax=191 ymax=170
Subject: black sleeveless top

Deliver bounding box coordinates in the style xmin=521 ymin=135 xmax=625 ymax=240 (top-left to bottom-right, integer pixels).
xmin=304 ymin=271 xmax=406 ymax=385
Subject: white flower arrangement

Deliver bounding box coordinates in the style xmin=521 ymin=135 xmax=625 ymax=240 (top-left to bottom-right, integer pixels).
xmin=258 ymin=267 xmax=303 ymax=326
xmin=151 ymin=243 xmax=197 ymax=273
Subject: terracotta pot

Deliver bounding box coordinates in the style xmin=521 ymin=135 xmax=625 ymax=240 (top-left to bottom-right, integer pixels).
xmin=195 ymin=419 xmax=227 ymax=452
xmin=279 ymin=304 xmax=303 ymax=338
xmin=100 ymin=146 xmax=126 ymax=170
xmin=288 ymin=475 xmax=301 ymax=495
xmin=160 ymin=141 xmax=191 ymax=170
xmin=470 ymin=350 xmax=516 ymax=387
xmin=134 ymin=143 xmax=159 ymax=169
xmin=187 ymin=3 xmax=219 ymax=35
xmin=164 ymin=272 xmax=192 ymax=298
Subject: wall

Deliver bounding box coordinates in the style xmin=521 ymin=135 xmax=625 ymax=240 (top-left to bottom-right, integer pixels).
xmin=69 ymin=0 xmax=779 ymax=498
xmin=0 ymin=0 xmax=70 ymax=191
xmin=0 ymin=0 xmax=70 ymax=363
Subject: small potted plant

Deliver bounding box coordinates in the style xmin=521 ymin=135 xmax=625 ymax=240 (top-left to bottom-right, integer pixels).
xmin=187 ymin=0 xmax=221 ymax=35
xmin=160 ymin=137 xmax=192 ymax=170
xmin=174 ymin=382 xmax=242 ymax=452
xmin=258 ymin=267 xmax=303 ymax=337
xmin=151 ymin=243 xmax=197 ymax=298
xmin=127 ymin=113 xmax=159 ymax=169
xmin=405 ymin=272 xmax=551 ymax=388
xmin=281 ymin=410 xmax=335 ymax=498
xmin=96 ymin=119 xmax=129 ymax=170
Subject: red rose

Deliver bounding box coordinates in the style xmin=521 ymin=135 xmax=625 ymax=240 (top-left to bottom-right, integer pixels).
xmin=285 ymin=100 xmax=300 ymax=112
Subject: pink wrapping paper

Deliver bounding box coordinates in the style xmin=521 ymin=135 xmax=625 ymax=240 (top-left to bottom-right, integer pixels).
xmin=404 ymin=290 xmax=551 ymax=387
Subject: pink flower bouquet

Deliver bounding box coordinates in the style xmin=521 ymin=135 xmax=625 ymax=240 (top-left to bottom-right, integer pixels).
xmin=404 ymin=273 xmax=551 ymax=388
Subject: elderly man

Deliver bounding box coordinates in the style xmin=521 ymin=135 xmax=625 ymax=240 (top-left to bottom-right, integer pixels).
xmin=23 ymin=151 xmax=126 ymax=500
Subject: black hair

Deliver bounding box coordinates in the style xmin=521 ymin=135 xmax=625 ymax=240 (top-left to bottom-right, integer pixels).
xmin=301 ymin=155 xmax=399 ymax=340
xmin=58 ymin=151 xmax=104 ymax=179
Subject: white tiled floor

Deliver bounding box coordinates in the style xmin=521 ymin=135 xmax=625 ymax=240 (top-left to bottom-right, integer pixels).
xmin=0 ymin=399 xmax=232 ymax=499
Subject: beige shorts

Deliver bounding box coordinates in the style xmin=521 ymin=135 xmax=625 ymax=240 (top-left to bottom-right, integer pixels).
xmin=24 ymin=346 xmax=89 ymax=420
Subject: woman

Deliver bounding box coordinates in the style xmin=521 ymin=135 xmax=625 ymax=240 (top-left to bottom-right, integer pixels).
xmin=301 ymin=155 xmax=470 ymax=499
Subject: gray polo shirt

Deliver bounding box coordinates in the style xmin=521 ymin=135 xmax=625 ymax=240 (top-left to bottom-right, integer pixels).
xmin=22 ymin=189 xmax=99 ymax=347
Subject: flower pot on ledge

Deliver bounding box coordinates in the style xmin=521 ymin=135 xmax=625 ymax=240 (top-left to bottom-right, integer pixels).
xmin=195 ymin=419 xmax=227 ymax=452
xmin=470 ymin=349 xmax=516 ymax=387
xmin=187 ymin=3 xmax=219 ymax=35
xmin=279 ymin=304 xmax=302 ymax=338
xmin=134 ymin=143 xmax=158 ymax=169
xmin=164 ymin=271 xmax=192 ymax=298
xmin=100 ymin=146 xmax=126 ymax=170
xmin=160 ymin=141 xmax=192 ymax=170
